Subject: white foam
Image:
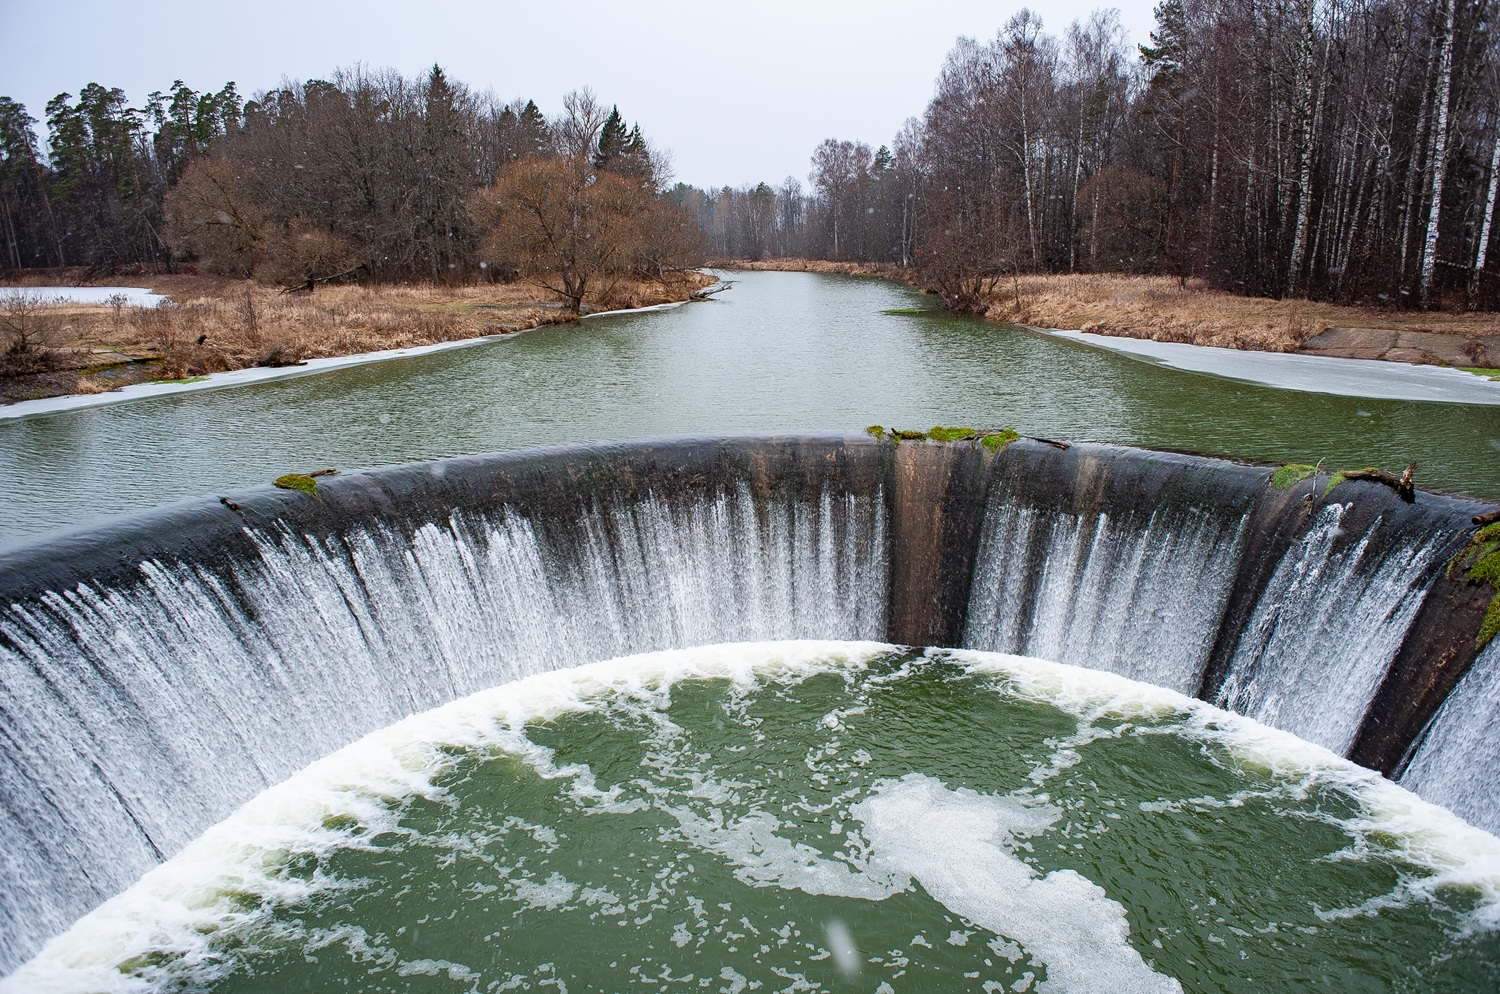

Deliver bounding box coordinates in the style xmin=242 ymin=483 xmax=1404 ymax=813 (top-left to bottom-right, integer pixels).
xmin=668 ymin=806 xmax=900 ymax=901
xmin=853 ymin=773 xmax=1180 ymax=994
xmin=951 ymin=648 xmax=1500 ymax=919
xmin=10 ymin=641 xmax=1500 ymax=992
xmin=1 ymin=641 xmax=889 ymax=992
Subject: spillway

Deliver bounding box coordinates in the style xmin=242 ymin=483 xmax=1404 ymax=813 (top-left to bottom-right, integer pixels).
xmin=1 ymin=433 xmax=1495 ymax=975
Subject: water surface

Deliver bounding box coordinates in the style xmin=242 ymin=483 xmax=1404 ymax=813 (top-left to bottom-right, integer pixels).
xmin=14 ymin=643 xmax=1500 ymax=994
xmin=2 ymin=271 xmax=1496 ymax=547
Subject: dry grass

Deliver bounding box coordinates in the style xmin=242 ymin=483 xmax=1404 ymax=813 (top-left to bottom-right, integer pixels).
xmin=0 ymin=270 xmax=714 ymax=401
xmin=717 ymin=258 xmax=910 ymax=279
xmin=729 ymin=261 xmax=1500 ymax=354
xmin=986 ymin=274 xmax=1500 ymax=352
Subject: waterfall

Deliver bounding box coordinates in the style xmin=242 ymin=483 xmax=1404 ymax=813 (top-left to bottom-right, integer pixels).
xmin=2 ymin=435 xmax=1494 ymax=976
xmin=962 ymin=503 xmax=1250 ymax=694
xmin=959 ymin=456 xmax=1464 ymax=763
xmin=1213 ymin=503 xmax=1443 ymax=754
xmin=1400 ymin=639 xmax=1500 ymax=835
xmin=0 ymin=481 xmax=887 ymax=973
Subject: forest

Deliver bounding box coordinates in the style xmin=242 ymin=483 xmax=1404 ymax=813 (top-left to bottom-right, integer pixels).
xmin=1 ymin=0 xmax=1497 ymax=312
xmin=682 ymin=0 xmax=1500 ymax=311
xmin=0 ymin=68 xmax=701 ymax=314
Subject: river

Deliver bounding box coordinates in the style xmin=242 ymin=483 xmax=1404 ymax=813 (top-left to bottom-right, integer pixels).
xmin=1 ymin=269 xmax=1496 ymax=547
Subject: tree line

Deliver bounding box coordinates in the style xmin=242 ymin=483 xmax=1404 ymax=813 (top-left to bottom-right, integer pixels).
xmin=0 ymin=80 xmax=242 ymax=271
xmin=679 ymin=0 xmax=1500 ymax=311
xmin=0 ymin=67 xmax=703 ymax=311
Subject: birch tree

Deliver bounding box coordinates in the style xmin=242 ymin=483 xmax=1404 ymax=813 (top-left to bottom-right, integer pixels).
xmin=1418 ymin=0 xmax=1456 ymax=308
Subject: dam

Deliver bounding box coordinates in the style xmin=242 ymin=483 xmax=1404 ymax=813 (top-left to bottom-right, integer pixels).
xmin=2 ymin=433 xmax=1498 ymax=988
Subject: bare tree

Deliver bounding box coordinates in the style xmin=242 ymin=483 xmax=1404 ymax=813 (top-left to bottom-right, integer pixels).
xmin=475 ymin=157 xmax=650 ymax=313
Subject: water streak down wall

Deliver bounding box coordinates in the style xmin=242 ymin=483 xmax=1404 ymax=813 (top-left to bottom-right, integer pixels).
xmin=0 ymin=434 xmax=1495 ymax=972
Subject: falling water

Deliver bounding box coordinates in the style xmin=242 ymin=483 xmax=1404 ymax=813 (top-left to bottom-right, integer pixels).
xmin=962 ymin=499 xmax=1251 ymax=694
xmin=1213 ymin=503 xmax=1443 ymax=754
xmin=1401 ymin=639 xmax=1500 ymax=835
xmin=0 ymin=482 xmax=887 ymax=973
xmin=2 ymin=437 xmax=1495 ymax=977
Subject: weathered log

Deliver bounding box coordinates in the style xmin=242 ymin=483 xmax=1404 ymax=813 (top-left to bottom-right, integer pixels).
xmin=690 ymin=282 xmax=732 ymax=301
xmin=1343 ymin=462 xmax=1417 ymax=503
xmin=1474 ymin=508 xmax=1500 ymax=526
xmin=279 ymin=264 xmax=365 ymax=295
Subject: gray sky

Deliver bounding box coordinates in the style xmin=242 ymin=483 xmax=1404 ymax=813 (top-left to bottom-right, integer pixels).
xmin=0 ymin=0 xmax=1157 ymax=190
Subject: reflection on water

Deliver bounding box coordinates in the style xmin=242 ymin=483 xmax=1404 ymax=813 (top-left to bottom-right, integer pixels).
xmin=1 ymin=270 xmax=1497 ymax=546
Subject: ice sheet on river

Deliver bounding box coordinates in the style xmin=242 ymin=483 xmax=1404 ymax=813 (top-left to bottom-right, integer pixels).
xmin=1037 ymin=327 xmax=1500 ymax=405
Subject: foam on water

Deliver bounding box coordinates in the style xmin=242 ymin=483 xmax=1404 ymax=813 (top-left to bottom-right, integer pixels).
xmin=1 ymin=642 xmax=888 ymax=992
xmin=854 ymin=773 xmax=1180 ymax=994
xmin=0 ymin=483 xmax=887 ymax=967
xmin=8 ymin=641 xmax=1500 ymax=992
xmin=951 ymin=646 xmax=1500 ymax=923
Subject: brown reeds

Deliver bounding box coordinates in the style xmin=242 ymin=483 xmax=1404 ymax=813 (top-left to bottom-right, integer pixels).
xmin=0 ymin=270 xmax=713 ymax=402
xmin=728 ymin=263 xmax=1500 ymax=353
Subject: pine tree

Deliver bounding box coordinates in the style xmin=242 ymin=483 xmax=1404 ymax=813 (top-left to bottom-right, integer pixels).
xmin=1138 ymin=0 xmax=1187 ymax=90
xmin=516 ymin=100 xmax=549 ymax=157
xmin=594 ymin=105 xmax=628 ymax=169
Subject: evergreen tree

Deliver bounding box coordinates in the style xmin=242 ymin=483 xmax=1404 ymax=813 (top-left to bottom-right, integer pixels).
xmin=417 ymin=64 xmax=475 ymax=280
xmin=516 ymin=99 xmax=549 ymax=157
xmin=594 ymin=105 xmax=628 ymax=169
xmin=0 ymin=97 xmax=61 ymax=268
xmin=1137 ymin=0 xmax=1187 ymax=90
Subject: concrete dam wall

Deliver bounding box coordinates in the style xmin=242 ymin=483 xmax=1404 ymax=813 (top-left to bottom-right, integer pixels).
xmin=1 ymin=433 xmax=1496 ymax=972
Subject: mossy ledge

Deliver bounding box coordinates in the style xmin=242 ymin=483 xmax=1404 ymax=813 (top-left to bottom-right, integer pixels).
xmin=865 ymin=425 xmax=1022 ymax=453
xmin=1270 ymin=463 xmax=1318 ymax=490
xmin=1449 ymin=522 xmax=1500 ymax=648
xmin=274 ymin=474 xmax=318 ymax=495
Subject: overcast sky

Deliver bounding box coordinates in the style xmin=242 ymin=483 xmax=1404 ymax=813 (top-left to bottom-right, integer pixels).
xmin=0 ymin=0 xmax=1157 ymax=190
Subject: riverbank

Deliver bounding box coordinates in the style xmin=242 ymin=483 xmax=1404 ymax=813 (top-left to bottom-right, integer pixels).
xmin=0 ymin=270 xmax=715 ymax=404
xmin=721 ymin=260 xmax=1500 ymax=372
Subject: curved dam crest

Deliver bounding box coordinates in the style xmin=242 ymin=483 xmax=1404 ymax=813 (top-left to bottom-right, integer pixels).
xmin=0 ymin=432 xmax=1496 ymax=974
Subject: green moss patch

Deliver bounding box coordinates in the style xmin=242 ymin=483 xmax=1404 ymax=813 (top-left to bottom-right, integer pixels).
xmin=1450 ymin=522 xmax=1500 ymax=648
xmin=870 ymin=425 xmax=1021 ymax=452
xmin=927 ymin=425 xmax=978 ymax=442
xmin=1459 ymin=367 xmax=1500 ymax=381
xmin=159 ymin=375 xmax=210 ymax=385
xmin=274 ymin=473 xmax=317 ymax=494
xmin=1481 ymin=599 xmax=1500 ymax=649
xmin=980 ymin=429 xmax=1022 ymax=453
xmin=881 ymin=308 xmax=936 ymax=316
xmin=1270 ymin=464 xmax=1318 ymax=490
xmin=1322 ymin=468 xmax=1378 ymax=495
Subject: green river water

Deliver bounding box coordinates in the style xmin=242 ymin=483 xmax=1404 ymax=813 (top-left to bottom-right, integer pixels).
xmin=14 ymin=643 xmax=1500 ymax=994
xmin=0 ymin=270 xmax=1497 ymax=547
